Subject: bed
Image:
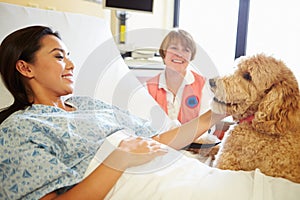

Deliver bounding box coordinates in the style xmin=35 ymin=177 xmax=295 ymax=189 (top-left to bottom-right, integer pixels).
xmin=1 ymin=2 xmax=300 ymax=200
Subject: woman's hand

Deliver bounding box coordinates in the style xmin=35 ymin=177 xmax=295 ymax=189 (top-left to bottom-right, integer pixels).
xmin=152 ymin=110 xmax=228 ymax=150
xmin=41 ymin=137 xmax=166 ymax=200
xmin=103 ymin=137 xmax=168 ymax=171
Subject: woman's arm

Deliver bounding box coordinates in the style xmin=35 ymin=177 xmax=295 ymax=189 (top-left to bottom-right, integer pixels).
xmin=40 ymin=160 xmax=123 ymax=200
xmin=153 ymin=110 xmax=226 ymax=150
xmin=41 ymin=137 xmax=167 ymax=200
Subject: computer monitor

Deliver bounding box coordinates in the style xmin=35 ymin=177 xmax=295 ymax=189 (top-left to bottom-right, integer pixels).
xmin=103 ymin=0 xmax=154 ymax=13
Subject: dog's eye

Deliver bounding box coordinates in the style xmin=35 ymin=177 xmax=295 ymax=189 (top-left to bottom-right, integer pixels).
xmin=243 ymin=72 xmax=252 ymax=81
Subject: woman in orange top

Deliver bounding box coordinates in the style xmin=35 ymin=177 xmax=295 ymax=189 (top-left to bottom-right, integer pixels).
xmin=147 ymin=29 xmax=213 ymax=125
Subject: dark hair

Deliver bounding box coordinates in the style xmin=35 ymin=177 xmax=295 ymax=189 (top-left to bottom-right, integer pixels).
xmin=159 ymin=29 xmax=197 ymax=61
xmin=0 ymin=25 xmax=61 ymax=124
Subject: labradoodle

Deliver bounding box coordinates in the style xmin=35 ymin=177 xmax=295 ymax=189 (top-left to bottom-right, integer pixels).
xmin=210 ymin=54 xmax=300 ymax=183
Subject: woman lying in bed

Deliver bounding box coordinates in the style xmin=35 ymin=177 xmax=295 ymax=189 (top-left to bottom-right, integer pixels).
xmin=0 ymin=26 xmax=225 ymax=200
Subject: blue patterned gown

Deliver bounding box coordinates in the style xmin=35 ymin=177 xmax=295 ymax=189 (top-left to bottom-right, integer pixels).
xmin=0 ymin=96 xmax=157 ymax=200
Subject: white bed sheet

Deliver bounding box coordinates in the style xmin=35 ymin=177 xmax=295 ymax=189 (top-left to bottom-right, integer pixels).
xmin=86 ymin=130 xmax=300 ymax=200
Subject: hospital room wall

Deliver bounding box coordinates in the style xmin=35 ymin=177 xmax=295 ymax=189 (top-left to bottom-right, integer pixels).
xmin=1 ymin=0 xmax=174 ymax=37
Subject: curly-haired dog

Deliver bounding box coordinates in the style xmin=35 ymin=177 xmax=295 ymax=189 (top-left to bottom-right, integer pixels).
xmin=210 ymin=54 xmax=300 ymax=183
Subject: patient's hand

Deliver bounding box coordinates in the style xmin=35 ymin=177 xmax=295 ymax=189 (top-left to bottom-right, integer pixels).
xmin=104 ymin=137 xmax=168 ymax=171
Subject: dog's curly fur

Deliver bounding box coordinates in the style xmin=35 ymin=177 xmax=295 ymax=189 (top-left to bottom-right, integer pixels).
xmin=210 ymin=54 xmax=300 ymax=183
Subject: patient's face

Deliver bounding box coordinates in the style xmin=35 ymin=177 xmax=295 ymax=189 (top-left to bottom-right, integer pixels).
xmin=164 ymin=41 xmax=191 ymax=74
xmin=28 ymin=35 xmax=75 ymax=100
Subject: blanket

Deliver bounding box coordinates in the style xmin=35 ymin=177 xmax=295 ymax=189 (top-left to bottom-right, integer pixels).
xmin=85 ymin=131 xmax=300 ymax=200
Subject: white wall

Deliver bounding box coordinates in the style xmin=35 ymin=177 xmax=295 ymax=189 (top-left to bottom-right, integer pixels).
xmin=247 ymin=0 xmax=300 ymax=83
xmin=179 ymin=0 xmax=240 ymax=77
xmin=109 ymin=0 xmax=174 ymax=50
xmin=1 ymin=0 xmax=109 ymax=18
xmin=125 ymin=0 xmax=174 ymax=31
xmin=1 ymin=0 xmax=175 ymax=36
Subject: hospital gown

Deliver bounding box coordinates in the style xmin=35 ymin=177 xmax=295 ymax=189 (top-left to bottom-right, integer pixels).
xmin=0 ymin=96 xmax=157 ymax=200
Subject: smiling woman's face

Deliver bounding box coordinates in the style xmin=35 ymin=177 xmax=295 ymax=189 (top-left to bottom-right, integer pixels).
xmin=163 ymin=40 xmax=192 ymax=73
xmin=25 ymin=35 xmax=75 ymax=101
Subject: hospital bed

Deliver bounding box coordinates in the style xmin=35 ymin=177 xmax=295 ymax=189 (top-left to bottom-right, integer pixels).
xmin=0 ymin=2 xmax=300 ymax=200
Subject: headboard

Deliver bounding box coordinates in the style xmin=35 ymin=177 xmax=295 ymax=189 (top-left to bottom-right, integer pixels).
xmin=0 ymin=2 xmax=172 ymax=131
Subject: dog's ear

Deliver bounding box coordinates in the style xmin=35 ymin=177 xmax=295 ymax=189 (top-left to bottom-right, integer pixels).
xmin=252 ymin=79 xmax=300 ymax=135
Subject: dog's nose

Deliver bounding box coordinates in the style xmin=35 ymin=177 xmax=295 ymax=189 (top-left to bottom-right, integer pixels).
xmin=209 ymin=78 xmax=216 ymax=88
